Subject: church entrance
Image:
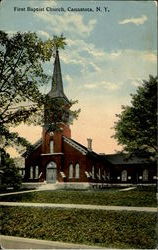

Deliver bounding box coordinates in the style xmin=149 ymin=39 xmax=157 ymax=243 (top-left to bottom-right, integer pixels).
xmin=46 ymin=162 xmax=57 ymax=183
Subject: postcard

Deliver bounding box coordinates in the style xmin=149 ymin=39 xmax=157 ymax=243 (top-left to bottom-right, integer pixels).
xmin=0 ymin=0 xmax=157 ymax=249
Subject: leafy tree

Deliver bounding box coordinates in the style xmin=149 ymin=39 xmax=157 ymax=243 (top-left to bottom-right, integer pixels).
xmin=113 ymin=75 xmax=157 ymax=160
xmin=0 ymin=148 xmax=22 ymax=191
xmin=0 ymin=31 xmax=79 ymax=153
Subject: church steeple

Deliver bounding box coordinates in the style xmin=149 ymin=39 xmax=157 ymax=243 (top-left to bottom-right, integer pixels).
xmin=42 ymin=49 xmax=71 ymax=154
xmin=48 ymin=49 xmax=69 ymax=103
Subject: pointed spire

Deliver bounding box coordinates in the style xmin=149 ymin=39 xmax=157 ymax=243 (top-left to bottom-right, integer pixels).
xmin=48 ymin=49 xmax=69 ymax=103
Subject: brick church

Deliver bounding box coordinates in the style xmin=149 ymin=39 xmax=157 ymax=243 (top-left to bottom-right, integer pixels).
xmin=24 ymin=50 xmax=156 ymax=188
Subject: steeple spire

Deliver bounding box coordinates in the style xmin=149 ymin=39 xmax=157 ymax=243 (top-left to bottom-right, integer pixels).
xmin=48 ymin=49 xmax=69 ymax=103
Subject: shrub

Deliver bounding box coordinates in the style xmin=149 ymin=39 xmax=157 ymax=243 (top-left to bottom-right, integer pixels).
xmin=0 ymin=149 xmax=22 ymax=192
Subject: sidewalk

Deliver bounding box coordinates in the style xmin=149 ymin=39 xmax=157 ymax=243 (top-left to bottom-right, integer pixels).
xmin=0 ymin=235 xmax=104 ymax=249
xmin=0 ymin=202 xmax=156 ymax=212
xmin=0 ymin=189 xmax=43 ymax=197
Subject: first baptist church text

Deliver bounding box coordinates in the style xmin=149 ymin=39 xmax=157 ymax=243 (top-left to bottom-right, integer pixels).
xmin=13 ymin=6 xmax=110 ymax=13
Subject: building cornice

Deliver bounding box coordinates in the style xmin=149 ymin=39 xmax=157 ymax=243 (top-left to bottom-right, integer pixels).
xmin=41 ymin=153 xmax=64 ymax=156
xmin=63 ymin=137 xmax=87 ymax=155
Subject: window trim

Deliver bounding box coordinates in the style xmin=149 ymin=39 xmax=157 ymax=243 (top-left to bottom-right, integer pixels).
xmin=69 ymin=164 xmax=73 ymax=179
xmin=92 ymin=166 xmax=95 ymax=179
xmin=30 ymin=166 xmax=34 ymax=179
xmin=50 ymin=140 xmax=54 ymax=153
xmin=75 ymin=163 xmax=80 ymax=179
xmin=35 ymin=165 xmax=39 ymax=179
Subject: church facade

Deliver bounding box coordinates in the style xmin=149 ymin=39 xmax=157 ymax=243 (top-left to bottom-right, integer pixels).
xmin=24 ymin=50 xmax=156 ymax=188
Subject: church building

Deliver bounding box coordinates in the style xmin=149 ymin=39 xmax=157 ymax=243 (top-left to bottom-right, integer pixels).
xmin=24 ymin=49 xmax=111 ymax=188
xmin=24 ymin=49 xmax=156 ymax=188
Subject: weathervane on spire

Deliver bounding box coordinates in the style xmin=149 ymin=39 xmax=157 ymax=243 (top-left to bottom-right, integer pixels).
xmin=52 ymin=33 xmax=65 ymax=58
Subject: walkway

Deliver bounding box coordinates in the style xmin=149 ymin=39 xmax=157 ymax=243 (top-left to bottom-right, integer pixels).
xmin=0 ymin=202 xmax=156 ymax=212
xmin=0 ymin=189 xmax=44 ymax=197
xmin=119 ymin=187 xmax=136 ymax=191
xmin=0 ymin=184 xmax=137 ymax=197
xmin=0 ymin=235 xmax=103 ymax=249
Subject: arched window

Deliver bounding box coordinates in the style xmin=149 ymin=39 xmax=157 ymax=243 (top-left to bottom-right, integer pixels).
xmin=35 ymin=166 xmax=39 ymax=179
xmin=121 ymin=170 xmax=127 ymax=182
xmin=30 ymin=166 xmax=34 ymax=179
xmin=98 ymin=168 xmax=101 ymax=180
xmin=92 ymin=166 xmax=95 ymax=179
xmin=75 ymin=163 xmax=80 ymax=178
xmin=143 ymin=169 xmax=148 ymax=181
xmin=104 ymin=170 xmax=106 ymax=177
xmin=102 ymin=170 xmax=106 ymax=180
xmin=69 ymin=164 xmax=73 ymax=179
xmin=47 ymin=161 xmax=56 ymax=169
xmin=50 ymin=140 xmax=54 ymax=153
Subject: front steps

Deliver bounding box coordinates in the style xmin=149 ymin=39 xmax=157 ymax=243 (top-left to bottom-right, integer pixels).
xmin=22 ymin=182 xmax=92 ymax=190
xmin=38 ymin=183 xmax=60 ymax=190
xmin=38 ymin=182 xmax=92 ymax=190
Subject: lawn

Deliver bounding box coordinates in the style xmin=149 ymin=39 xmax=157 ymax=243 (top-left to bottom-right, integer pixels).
xmin=0 ymin=186 xmax=156 ymax=207
xmin=0 ymin=206 xmax=156 ymax=249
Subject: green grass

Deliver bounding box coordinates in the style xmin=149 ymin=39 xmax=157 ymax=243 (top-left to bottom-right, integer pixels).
xmin=0 ymin=186 xmax=156 ymax=207
xmin=0 ymin=206 xmax=157 ymax=249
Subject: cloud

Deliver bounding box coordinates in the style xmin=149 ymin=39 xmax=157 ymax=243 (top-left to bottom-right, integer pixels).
xmin=110 ymin=51 xmax=122 ymax=58
xmin=64 ymin=74 xmax=74 ymax=85
xmin=143 ymin=52 xmax=157 ymax=62
xmin=61 ymin=38 xmax=156 ymax=97
xmin=61 ymin=38 xmax=109 ymax=72
xmin=62 ymin=46 xmax=156 ymax=103
xmin=66 ymin=38 xmax=105 ymax=58
xmin=30 ymin=0 xmax=57 ymax=9
xmin=119 ymin=15 xmax=147 ymax=25
xmin=36 ymin=30 xmax=50 ymax=39
xmin=101 ymin=81 xmax=120 ymax=90
xmin=60 ymin=39 xmax=105 ymax=75
xmin=7 ymin=30 xmax=51 ymax=40
xmin=83 ymin=81 xmax=120 ymax=91
xmin=62 ymin=38 xmax=157 ymax=81
xmin=89 ymin=62 xmax=101 ymax=72
xmin=6 ymin=30 xmax=29 ymax=37
xmin=129 ymin=78 xmax=143 ymax=87
xmin=6 ymin=30 xmax=16 ymax=36
xmin=84 ymin=83 xmax=97 ymax=89
xmin=36 ymin=12 xmax=96 ymax=37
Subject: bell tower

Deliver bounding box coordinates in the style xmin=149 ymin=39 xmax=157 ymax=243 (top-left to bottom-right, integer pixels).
xmin=42 ymin=49 xmax=71 ymax=154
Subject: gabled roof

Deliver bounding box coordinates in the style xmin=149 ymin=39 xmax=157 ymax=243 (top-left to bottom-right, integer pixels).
xmin=23 ymin=135 xmax=113 ymax=166
xmin=63 ymin=136 xmax=101 ymax=158
xmin=22 ymin=138 xmax=42 ymax=158
xmin=63 ymin=136 xmax=87 ymax=155
xmin=63 ymin=137 xmax=112 ymax=164
xmin=32 ymin=138 xmax=42 ymax=150
xmin=105 ymin=153 xmax=152 ymax=165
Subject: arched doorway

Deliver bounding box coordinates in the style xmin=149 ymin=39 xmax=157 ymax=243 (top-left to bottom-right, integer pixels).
xmin=121 ymin=170 xmax=127 ymax=182
xmin=46 ymin=162 xmax=57 ymax=183
xmin=143 ymin=169 xmax=148 ymax=181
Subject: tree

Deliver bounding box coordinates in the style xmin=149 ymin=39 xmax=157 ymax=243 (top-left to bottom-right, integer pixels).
xmin=0 ymin=31 xmax=79 ymax=153
xmin=113 ymin=75 xmax=157 ymax=160
xmin=0 ymin=148 xmax=22 ymax=191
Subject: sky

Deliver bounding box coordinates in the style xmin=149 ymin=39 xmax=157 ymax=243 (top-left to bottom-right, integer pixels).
xmin=0 ymin=0 xmax=157 ymax=157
